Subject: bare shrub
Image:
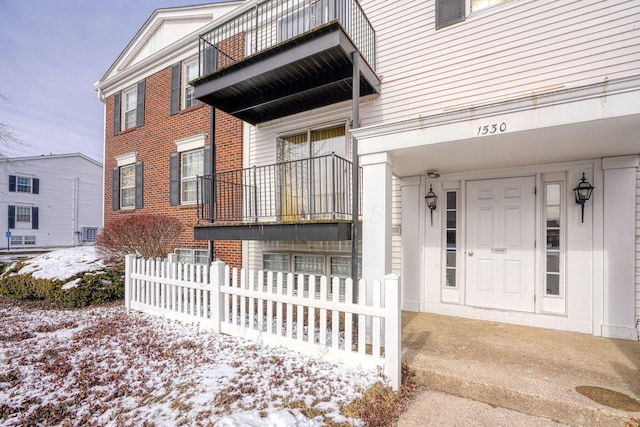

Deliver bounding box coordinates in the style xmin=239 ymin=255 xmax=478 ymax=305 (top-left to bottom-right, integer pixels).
xmin=96 ymin=214 xmax=183 ymax=268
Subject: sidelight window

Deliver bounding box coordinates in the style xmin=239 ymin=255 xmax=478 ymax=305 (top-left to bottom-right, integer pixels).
xmin=544 ymin=183 xmax=562 ymax=296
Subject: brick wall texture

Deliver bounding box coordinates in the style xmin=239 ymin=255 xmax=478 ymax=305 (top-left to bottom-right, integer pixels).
xmin=104 ymin=41 xmax=244 ymax=269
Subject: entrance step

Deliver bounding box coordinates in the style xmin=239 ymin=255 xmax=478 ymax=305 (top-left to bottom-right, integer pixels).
xmin=402 ymin=312 xmax=640 ymax=426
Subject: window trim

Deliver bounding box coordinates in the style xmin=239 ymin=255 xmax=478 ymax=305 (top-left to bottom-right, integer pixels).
xmin=182 ymin=57 xmax=200 ymax=110
xmin=15 ymin=205 xmax=32 ymax=223
xmin=174 ymin=248 xmax=210 ymax=265
xmin=180 ymin=149 xmax=204 ymax=205
xmin=119 ymin=164 xmax=136 ymax=210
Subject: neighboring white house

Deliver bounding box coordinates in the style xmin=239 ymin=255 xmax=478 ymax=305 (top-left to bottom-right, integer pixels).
xmin=0 ymin=153 xmax=103 ymax=249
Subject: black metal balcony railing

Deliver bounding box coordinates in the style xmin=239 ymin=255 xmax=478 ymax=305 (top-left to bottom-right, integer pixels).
xmin=198 ymin=0 xmax=376 ymax=77
xmin=197 ymin=154 xmax=362 ymax=224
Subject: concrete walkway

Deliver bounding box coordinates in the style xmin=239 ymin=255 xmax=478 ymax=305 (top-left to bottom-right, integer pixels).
xmin=398 ymin=312 xmax=640 ymax=426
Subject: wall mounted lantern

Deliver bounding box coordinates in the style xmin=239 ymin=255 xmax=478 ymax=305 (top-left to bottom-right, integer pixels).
xmin=573 ymin=172 xmax=594 ymax=223
xmin=425 ymin=184 xmax=438 ymax=225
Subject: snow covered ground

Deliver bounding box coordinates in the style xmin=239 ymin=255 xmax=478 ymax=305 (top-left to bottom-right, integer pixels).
xmin=0 ymin=248 xmax=383 ymax=426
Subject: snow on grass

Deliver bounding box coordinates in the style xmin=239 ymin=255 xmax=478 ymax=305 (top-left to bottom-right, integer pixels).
xmin=12 ymin=246 xmax=105 ymax=281
xmin=0 ymin=299 xmax=382 ymax=426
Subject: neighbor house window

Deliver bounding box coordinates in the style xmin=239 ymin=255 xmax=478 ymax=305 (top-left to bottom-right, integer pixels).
xmin=122 ymin=86 xmax=138 ymax=130
xmin=181 ymin=150 xmax=204 ymax=204
xmin=120 ymin=164 xmax=136 ymax=209
xmin=8 ymin=175 xmax=39 ymax=194
xmin=182 ymin=58 xmax=200 ymax=109
xmin=16 ymin=206 xmax=32 ymax=223
xmin=10 ymin=236 xmax=22 ymax=245
xmin=17 ymin=177 xmax=32 ymax=193
xmin=24 ymin=236 xmax=36 ymax=245
xmin=7 ymin=205 xmax=38 ymax=229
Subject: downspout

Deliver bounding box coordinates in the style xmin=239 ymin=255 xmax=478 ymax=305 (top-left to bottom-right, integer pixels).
xmin=351 ymin=52 xmax=360 ymax=291
xmin=209 ymin=106 xmax=216 ymax=263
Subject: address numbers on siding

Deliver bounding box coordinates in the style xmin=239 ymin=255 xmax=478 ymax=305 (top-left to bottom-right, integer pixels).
xmin=477 ymin=122 xmax=507 ymax=136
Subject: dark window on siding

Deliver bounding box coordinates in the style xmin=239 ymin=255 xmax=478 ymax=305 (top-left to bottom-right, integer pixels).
xmin=436 ymin=0 xmax=465 ymax=29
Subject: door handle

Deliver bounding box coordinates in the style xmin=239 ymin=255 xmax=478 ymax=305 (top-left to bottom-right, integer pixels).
xmin=468 ymin=251 xmax=474 ymax=257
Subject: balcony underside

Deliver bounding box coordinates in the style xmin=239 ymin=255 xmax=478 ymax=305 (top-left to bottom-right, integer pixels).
xmin=194 ymin=220 xmax=359 ymax=241
xmin=193 ymin=22 xmax=380 ymax=125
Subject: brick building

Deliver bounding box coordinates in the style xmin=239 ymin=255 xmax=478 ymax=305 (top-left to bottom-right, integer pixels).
xmin=94 ymin=2 xmax=245 ymax=267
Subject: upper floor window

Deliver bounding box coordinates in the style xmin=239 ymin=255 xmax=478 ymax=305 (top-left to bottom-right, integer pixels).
xmin=181 ymin=149 xmax=204 ymax=204
xmin=471 ymin=0 xmax=510 ymax=12
xmin=170 ymin=134 xmax=208 ymax=207
xmin=436 ymin=0 xmax=513 ymax=29
xmin=113 ymin=79 xmax=145 ymax=135
xmin=8 ymin=175 xmax=39 ymax=194
xmin=278 ymin=124 xmax=347 ymax=162
xmin=122 ymin=86 xmax=138 ymax=130
xmin=182 ymin=58 xmax=200 ymax=109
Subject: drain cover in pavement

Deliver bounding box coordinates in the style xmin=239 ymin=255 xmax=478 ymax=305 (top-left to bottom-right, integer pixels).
xmin=575 ymin=386 xmax=640 ymax=412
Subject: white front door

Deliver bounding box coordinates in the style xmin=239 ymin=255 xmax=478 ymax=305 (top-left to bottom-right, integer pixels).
xmin=466 ymin=176 xmax=536 ymax=312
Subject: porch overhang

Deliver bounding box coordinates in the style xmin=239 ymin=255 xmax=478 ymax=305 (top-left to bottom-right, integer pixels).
xmin=192 ymin=22 xmax=380 ymax=125
xmin=353 ymin=75 xmax=640 ymax=177
xmin=194 ymin=221 xmax=358 ymax=241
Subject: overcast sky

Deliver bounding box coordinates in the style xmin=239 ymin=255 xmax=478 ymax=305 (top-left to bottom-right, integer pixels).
xmin=0 ymin=1 xmax=224 ymax=164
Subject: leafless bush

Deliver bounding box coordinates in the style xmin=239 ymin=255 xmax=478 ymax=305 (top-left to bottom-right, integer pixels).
xmin=96 ymin=214 xmax=183 ymax=269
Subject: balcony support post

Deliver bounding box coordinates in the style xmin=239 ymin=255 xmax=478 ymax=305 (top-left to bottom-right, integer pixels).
xmin=351 ymin=51 xmax=360 ymax=291
xmin=209 ymin=106 xmax=216 ymax=264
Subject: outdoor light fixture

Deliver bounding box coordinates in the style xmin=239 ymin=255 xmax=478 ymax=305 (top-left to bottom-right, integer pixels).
xmin=573 ymin=172 xmax=594 ymax=223
xmin=425 ymin=184 xmax=438 ymax=225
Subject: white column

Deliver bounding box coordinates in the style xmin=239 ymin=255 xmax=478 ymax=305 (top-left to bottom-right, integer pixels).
xmin=602 ymin=155 xmax=639 ymax=340
xmin=361 ymin=152 xmax=393 ymax=285
xmin=400 ymin=176 xmax=421 ymax=311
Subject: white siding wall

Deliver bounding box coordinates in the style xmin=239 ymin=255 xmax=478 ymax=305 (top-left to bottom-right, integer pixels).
xmin=359 ymin=0 xmax=640 ymax=126
xmin=246 ymin=103 xmax=403 ymax=276
xmin=636 ymin=163 xmax=640 ymax=329
xmin=0 ymin=155 xmax=102 ymax=249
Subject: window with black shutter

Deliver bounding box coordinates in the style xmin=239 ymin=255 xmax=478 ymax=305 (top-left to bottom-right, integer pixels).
xmin=436 ymin=0 xmax=465 ymax=29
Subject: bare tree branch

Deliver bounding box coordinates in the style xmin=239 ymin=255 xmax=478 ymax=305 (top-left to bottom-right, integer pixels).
xmin=0 ymin=91 xmax=26 ymax=159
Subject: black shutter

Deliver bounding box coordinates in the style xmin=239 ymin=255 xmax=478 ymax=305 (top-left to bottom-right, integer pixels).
xmin=32 ymin=178 xmax=39 ymax=194
xmin=135 ymin=161 xmax=144 ymax=209
xmin=8 ymin=205 xmax=15 ymax=229
xmin=436 ymin=0 xmax=465 ymax=29
xmin=136 ymin=79 xmax=146 ymax=127
xmin=202 ymin=145 xmax=212 ymax=205
xmin=8 ymin=175 xmax=16 ymax=192
xmin=203 ymin=44 xmax=217 ymax=75
xmin=112 ymin=167 xmax=120 ymax=211
xmin=170 ymin=63 xmax=181 ymax=115
xmin=31 ymin=207 xmax=38 ymax=230
xmin=203 ymin=145 xmax=212 ymax=176
xmin=169 ymin=153 xmax=180 ymax=206
xmin=113 ymin=92 xmax=121 ymax=135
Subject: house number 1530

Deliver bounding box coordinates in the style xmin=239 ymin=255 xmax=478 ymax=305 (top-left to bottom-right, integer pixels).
xmin=477 ymin=122 xmax=507 ymax=135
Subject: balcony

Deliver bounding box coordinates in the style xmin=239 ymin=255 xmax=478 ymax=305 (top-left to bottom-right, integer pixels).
xmin=194 ymin=154 xmax=361 ymax=241
xmin=191 ymin=0 xmax=380 ymax=125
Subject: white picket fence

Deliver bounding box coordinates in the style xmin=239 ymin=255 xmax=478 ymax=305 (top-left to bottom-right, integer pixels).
xmin=124 ymin=254 xmax=402 ymax=390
